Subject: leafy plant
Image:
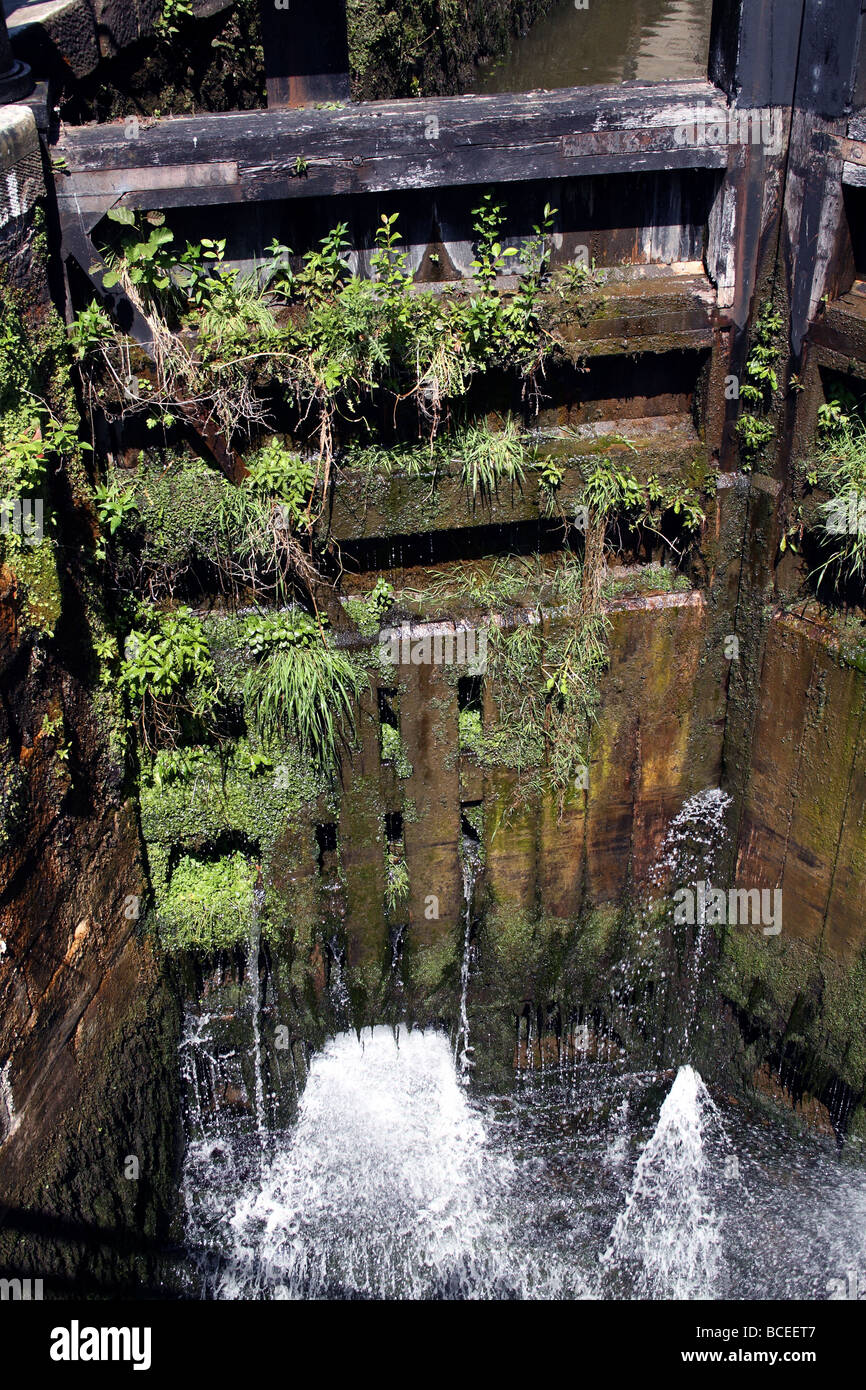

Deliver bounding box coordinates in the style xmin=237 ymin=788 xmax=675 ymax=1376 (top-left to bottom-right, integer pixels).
xmin=264 ymin=239 xmax=295 ymax=299
xmin=458 ymin=705 xmax=483 ymax=756
xmin=295 ymin=222 xmax=351 ymax=304
xmin=157 ymin=852 xmax=257 ymax=953
xmin=384 ymin=845 xmax=410 ymax=914
xmin=120 ymin=606 xmax=219 ymax=747
xmin=155 ymin=0 xmax=194 ymax=38
xmin=242 ymin=608 xmax=368 ymax=770
xmin=805 ymin=415 xmax=866 ymax=593
xmin=95 ymin=475 xmax=138 ymax=537
xmin=470 ymin=193 xmax=519 ymax=288
xmin=583 ymin=458 xmax=644 ymax=517
xmin=75 ymin=192 xmax=600 ymax=490
xmin=457 ymin=416 xmax=526 ymax=498
xmin=68 ymin=302 xmax=115 ymax=360
xmin=367 ymin=575 xmax=395 ymax=618
xmin=103 ymin=209 xmax=178 ymax=310
xmin=736 ymin=300 xmax=783 ymax=467
xmin=536 ymin=457 xmax=565 ymax=490
xmin=244 ymin=439 xmax=315 ymax=528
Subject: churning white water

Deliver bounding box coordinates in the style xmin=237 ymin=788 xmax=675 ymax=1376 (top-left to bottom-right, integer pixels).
xmin=186 ymin=1027 xmax=534 ymax=1298
xmin=602 ymin=1066 xmax=724 ymax=1298
xmin=181 ymin=1026 xmax=866 ymax=1300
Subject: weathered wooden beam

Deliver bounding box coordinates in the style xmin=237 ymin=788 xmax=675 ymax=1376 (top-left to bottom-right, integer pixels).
xmin=257 ymin=0 xmax=350 ymax=108
xmin=54 ymin=82 xmax=730 ymax=220
xmin=709 ymin=0 xmax=804 ymax=109
xmin=785 ymin=0 xmax=863 ymax=356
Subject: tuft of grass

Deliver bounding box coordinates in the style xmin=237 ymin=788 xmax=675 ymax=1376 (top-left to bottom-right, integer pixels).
xmin=807 ymin=418 xmax=866 ymax=592
xmin=242 ymin=609 xmax=368 ymax=770
xmin=455 ymin=416 xmax=526 ymax=498
xmin=384 ymin=846 xmax=410 ymax=914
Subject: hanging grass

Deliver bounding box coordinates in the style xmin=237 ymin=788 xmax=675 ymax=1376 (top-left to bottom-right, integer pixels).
xmin=242 ymin=609 xmax=368 ymax=771
xmin=456 ymin=416 xmax=527 ymax=499
xmin=807 ymin=418 xmax=866 ymax=593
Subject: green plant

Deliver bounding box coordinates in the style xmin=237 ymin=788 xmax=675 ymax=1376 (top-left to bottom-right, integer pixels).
xmin=458 ymin=705 xmax=483 ymax=756
xmin=244 ymin=440 xmax=315 ymax=526
xmin=384 ymin=845 xmax=409 ymax=914
xmin=264 ymin=239 xmax=295 ymax=299
xmin=155 ymin=0 xmax=194 ymax=37
xmin=817 ymin=382 xmax=858 ymax=437
xmin=583 ymin=458 xmax=644 ymax=517
xmin=1 ymin=413 xmax=83 ymax=495
xmin=75 ymin=193 xmax=597 ymax=492
xmin=147 ymin=745 xmax=211 ymax=789
xmin=120 ymin=606 xmax=219 ymax=748
xmin=736 ymin=300 xmax=784 ymax=467
xmin=457 ymin=416 xmax=526 ymax=498
xmin=242 ymin=609 xmax=368 ymax=770
xmin=367 ymin=576 xmax=395 ymax=618
xmin=217 ymin=441 xmax=318 ymax=599
xmin=103 ymin=209 xmax=178 ymax=310
xmin=295 ymin=222 xmax=351 ymax=303
xmin=380 ymin=721 xmax=401 ymax=762
xmin=536 ymin=457 xmax=565 ymax=490
xmin=157 ymin=851 xmax=257 ymax=953
xmin=736 ymin=412 xmax=775 ymax=454
xmin=68 ymin=302 xmax=115 ymax=360
xmin=371 ymin=212 xmax=412 ymax=305
xmin=552 ymin=259 xmax=604 ymax=299
xmin=95 ymin=475 xmax=138 ymax=538
xmin=805 ymin=416 xmax=866 ymax=592
xmin=470 ymin=193 xmax=519 ymax=288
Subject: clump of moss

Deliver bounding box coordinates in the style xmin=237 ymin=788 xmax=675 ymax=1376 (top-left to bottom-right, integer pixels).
xmin=0 ymin=290 xmax=79 ymax=637
xmin=0 ymin=752 xmax=26 ymax=850
xmin=720 ymin=926 xmax=866 ymax=1093
xmin=155 ymin=850 xmax=257 ymax=953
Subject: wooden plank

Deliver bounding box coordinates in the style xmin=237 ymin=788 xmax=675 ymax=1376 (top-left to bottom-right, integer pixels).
xmin=257 ymin=0 xmax=350 ymax=108
xmin=709 ymin=0 xmax=804 ymax=108
xmin=65 ymin=161 xmax=240 ymax=195
xmin=55 ymin=82 xmax=730 ymax=212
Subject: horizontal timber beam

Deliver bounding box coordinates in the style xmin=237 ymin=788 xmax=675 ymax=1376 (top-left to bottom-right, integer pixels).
xmin=55 ymin=81 xmax=730 ymax=225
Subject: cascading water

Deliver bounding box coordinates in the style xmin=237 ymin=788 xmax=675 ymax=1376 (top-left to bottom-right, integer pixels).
xmin=602 ymin=1066 xmax=725 ymax=1298
xmin=326 ymin=933 xmax=350 ymax=1023
xmin=656 ymin=787 xmax=732 ymax=1055
xmin=605 ymin=785 xmax=733 ymax=1063
xmin=186 ymin=1027 xmax=527 ymax=1299
xmin=455 ymin=835 xmax=481 ymax=1082
xmin=248 ymin=885 xmax=267 ymax=1146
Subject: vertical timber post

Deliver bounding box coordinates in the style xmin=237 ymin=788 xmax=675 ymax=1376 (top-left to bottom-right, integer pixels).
xmin=783 ymin=0 xmax=864 ymax=358
xmin=257 ymin=0 xmax=351 ymax=108
xmin=718 ymin=0 xmax=866 ymax=881
xmin=707 ymin=0 xmax=805 ymax=869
